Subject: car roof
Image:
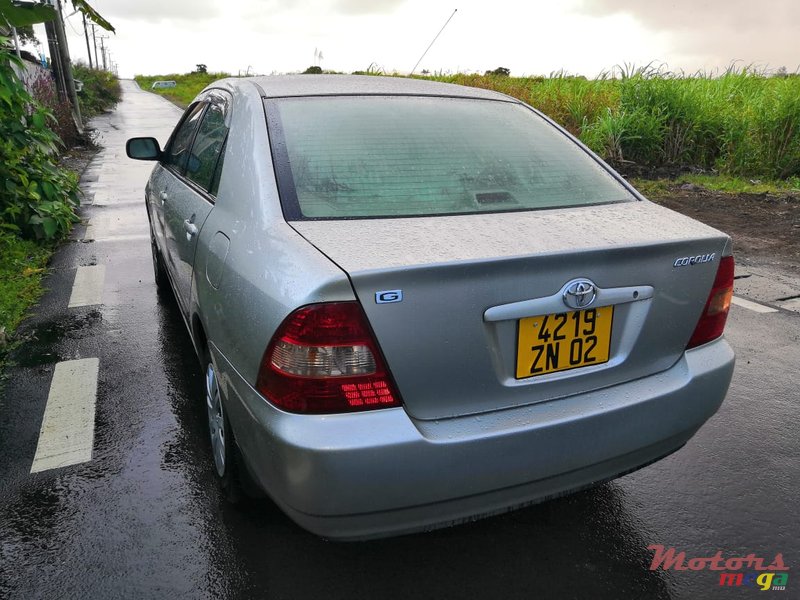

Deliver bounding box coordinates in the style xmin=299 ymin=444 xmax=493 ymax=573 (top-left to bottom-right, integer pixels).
xmin=221 ymin=74 xmax=514 ymax=101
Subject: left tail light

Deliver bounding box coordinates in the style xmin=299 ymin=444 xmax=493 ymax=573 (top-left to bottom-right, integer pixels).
xmin=255 ymin=302 xmax=402 ymax=414
xmin=687 ymin=255 xmax=734 ymax=349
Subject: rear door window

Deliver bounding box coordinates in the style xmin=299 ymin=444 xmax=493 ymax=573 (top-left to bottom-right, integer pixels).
xmin=164 ymin=102 xmax=206 ymax=174
xmin=185 ymin=92 xmax=231 ymax=195
xmin=265 ymin=96 xmax=635 ymax=220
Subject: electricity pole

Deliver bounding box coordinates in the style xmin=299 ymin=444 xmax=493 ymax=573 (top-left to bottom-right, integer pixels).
xmin=9 ymin=25 xmax=21 ymax=58
xmin=82 ymin=13 xmax=93 ymax=68
xmin=91 ymin=24 xmax=98 ymax=68
xmin=99 ymin=35 xmax=107 ymax=70
xmin=44 ymin=19 xmax=67 ymax=100
xmin=51 ymin=0 xmax=82 ymax=129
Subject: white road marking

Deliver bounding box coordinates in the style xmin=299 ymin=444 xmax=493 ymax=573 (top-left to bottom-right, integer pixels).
xmin=731 ymin=296 xmax=779 ymax=314
xmin=30 ymin=358 xmax=100 ymax=473
xmin=68 ymin=265 xmax=106 ymax=307
xmin=92 ymin=234 xmax=150 ymax=243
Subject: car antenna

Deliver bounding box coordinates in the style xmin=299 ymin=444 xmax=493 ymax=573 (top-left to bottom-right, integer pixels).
xmin=410 ymin=8 xmax=458 ymax=76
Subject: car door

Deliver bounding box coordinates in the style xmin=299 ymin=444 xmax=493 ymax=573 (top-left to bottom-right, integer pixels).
xmin=162 ymin=91 xmax=231 ymax=318
xmin=155 ymin=101 xmax=206 ymax=314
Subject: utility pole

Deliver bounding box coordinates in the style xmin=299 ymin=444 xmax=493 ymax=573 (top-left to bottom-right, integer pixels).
xmin=99 ymin=35 xmax=107 ymax=70
xmin=91 ymin=24 xmax=98 ymax=68
xmin=51 ymin=0 xmax=82 ymax=131
xmin=82 ymin=13 xmax=93 ymax=68
xmin=9 ymin=25 xmax=21 ymax=58
xmin=44 ymin=19 xmax=67 ymax=100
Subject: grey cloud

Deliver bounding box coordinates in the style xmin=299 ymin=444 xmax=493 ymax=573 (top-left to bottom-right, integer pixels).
xmin=333 ymin=0 xmax=406 ymax=15
xmin=98 ymin=0 xmax=220 ymax=22
xmin=582 ymin=0 xmax=800 ymax=70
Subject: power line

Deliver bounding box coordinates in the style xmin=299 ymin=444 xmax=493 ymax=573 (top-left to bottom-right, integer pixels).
xmin=65 ymin=15 xmax=82 ymax=36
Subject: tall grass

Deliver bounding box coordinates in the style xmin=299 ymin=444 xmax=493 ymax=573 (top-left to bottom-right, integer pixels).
xmin=136 ymin=66 xmax=800 ymax=179
xmin=430 ymin=66 xmax=800 ymax=179
xmin=434 ymin=73 xmax=618 ymax=136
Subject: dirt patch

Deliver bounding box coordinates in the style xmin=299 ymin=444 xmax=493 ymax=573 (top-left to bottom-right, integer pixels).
xmin=651 ymin=186 xmax=800 ymax=274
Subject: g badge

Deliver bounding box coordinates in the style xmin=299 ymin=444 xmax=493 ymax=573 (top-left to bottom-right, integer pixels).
xmin=375 ymin=290 xmax=403 ymax=304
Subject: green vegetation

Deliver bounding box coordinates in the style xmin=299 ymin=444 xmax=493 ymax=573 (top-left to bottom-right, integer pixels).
xmin=632 ymin=174 xmax=800 ymax=199
xmin=1 ymin=40 xmax=80 ymax=241
xmin=134 ymin=72 xmax=230 ymax=107
xmin=431 ymin=67 xmax=800 ymax=180
xmin=1 ymin=38 xmax=90 ymax=356
xmin=0 ymin=235 xmax=50 ymax=344
xmin=73 ymin=62 xmax=121 ymax=118
xmin=137 ymin=65 xmax=800 ymax=181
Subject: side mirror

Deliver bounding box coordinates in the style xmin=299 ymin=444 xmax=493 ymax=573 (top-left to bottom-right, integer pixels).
xmin=126 ymin=137 xmax=163 ymax=161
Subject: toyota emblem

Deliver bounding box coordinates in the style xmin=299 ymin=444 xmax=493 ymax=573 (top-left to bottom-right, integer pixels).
xmin=563 ymin=279 xmax=597 ymax=309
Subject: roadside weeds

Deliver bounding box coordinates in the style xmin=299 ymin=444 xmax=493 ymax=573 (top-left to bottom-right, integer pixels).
xmin=0 ymin=145 xmax=98 ymax=383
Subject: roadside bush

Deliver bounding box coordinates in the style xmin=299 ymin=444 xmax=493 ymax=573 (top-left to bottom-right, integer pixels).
xmin=0 ymin=39 xmax=80 ymax=241
xmin=73 ymin=61 xmax=121 ymax=118
xmin=485 ymin=67 xmax=510 ymax=77
xmin=27 ymin=68 xmax=81 ymax=148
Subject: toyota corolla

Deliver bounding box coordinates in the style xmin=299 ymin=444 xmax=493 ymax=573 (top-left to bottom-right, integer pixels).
xmin=126 ymin=75 xmax=735 ymax=540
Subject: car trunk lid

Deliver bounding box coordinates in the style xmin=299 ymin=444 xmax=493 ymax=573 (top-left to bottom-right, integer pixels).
xmin=290 ymin=201 xmax=731 ymax=421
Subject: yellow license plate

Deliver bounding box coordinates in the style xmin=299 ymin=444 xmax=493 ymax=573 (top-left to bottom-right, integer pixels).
xmin=516 ymin=306 xmax=614 ymax=379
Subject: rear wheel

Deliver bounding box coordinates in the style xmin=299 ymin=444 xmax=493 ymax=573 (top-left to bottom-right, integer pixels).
xmin=204 ymin=350 xmax=262 ymax=502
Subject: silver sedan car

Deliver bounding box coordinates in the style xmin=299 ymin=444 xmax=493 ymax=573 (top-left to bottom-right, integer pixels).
xmin=126 ymin=75 xmax=735 ymax=540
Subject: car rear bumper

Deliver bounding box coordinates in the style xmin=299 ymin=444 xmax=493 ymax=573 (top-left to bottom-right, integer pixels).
xmin=213 ymin=338 xmax=734 ymax=540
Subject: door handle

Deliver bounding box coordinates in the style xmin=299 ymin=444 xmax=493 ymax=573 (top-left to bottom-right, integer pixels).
xmin=183 ymin=219 xmax=199 ymax=238
xmin=160 ymin=190 xmax=169 ymax=203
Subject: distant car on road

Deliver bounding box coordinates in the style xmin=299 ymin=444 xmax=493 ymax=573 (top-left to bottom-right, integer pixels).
xmin=126 ymin=75 xmax=735 ymax=540
xmin=151 ymin=80 xmax=176 ymax=89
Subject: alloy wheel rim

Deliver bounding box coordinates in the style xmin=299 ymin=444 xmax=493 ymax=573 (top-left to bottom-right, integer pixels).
xmin=206 ymin=363 xmax=226 ymax=477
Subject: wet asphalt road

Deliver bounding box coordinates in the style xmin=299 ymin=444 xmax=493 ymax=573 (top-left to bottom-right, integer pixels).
xmin=0 ymin=81 xmax=798 ymax=600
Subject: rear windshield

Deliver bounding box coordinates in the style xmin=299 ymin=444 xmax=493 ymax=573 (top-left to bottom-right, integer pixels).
xmin=265 ymin=96 xmax=635 ymax=220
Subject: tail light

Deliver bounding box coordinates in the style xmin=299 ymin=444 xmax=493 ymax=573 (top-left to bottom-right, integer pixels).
xmin=687 ymin=255 xmax=734 ymax=349
xmin=256 ymin=302 xmax=402 ymax=414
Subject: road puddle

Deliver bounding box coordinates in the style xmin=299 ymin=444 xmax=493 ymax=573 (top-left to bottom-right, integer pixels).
xmin=12 ymin=310 xmax=103 ymax=367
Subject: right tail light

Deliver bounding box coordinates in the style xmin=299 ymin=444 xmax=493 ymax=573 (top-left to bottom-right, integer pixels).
xmin=687 ymin=255 xmax=734 ymax=349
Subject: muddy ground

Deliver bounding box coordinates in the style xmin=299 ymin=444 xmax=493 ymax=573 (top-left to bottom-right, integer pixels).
xmin=651 ymin=186 xmax=800 ymax=274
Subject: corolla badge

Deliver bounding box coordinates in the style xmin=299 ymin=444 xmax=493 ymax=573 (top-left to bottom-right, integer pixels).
xmin=563 ymin=279 xmax=597 ymax=310
xmin=673 ymin=253 xmax=715 ymax=267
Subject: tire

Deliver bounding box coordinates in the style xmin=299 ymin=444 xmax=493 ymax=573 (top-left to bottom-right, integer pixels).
xmin=150 ymin=233 xmax=168 ymax=291
xmin=204 ymin=350 xmax=262 ymax=502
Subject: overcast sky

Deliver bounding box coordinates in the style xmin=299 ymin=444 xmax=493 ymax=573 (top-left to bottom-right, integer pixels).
xmin=29 ymin=0 xmax=800 ymax=78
